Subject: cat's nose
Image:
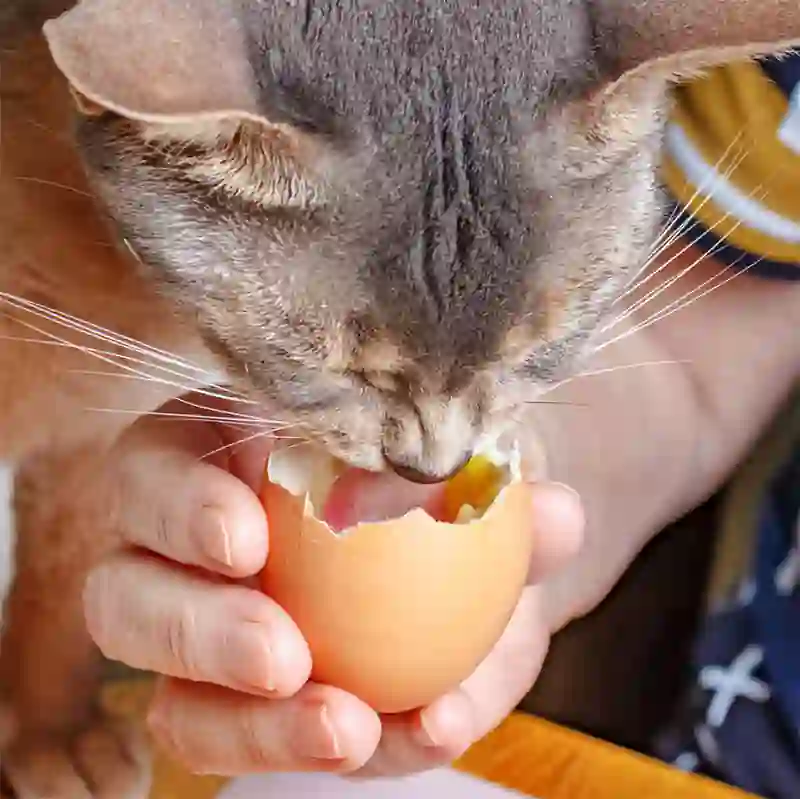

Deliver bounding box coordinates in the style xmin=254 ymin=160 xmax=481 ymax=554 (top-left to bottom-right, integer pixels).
xmin=384 ymin=451 xmax=473 ymax=484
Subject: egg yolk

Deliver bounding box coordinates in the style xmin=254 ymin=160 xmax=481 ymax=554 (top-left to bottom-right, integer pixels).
xmin=439 ymin=455 xmax=507 ymax=523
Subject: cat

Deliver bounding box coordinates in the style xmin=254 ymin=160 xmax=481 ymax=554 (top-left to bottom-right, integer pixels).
xmin=1 ymin=0 xmax=798 ymax=795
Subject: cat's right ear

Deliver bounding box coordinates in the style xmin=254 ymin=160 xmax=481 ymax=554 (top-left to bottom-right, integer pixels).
xmin=42 ymin=0 xmax=263 ymax=124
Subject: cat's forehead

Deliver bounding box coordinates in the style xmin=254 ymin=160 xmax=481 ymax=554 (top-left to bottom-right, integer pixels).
xmin=244 ymin=0 xmax=594 ymax=131
xmin=235 ymin=1 xmax=596 ymax=372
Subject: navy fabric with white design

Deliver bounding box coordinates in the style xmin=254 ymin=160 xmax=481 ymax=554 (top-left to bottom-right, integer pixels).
xmin=653 ymin=51 xmax=800 ymax=798
xmin=655 ymin=447 xmax=800 ymax=797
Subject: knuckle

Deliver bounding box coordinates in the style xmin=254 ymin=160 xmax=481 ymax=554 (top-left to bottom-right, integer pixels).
xmin=240 ymin=704 xmax=279 ymax=769
xmin=162 ymin=604 xmax=199 ymax=678
xmin=83 ymin=563 xmax=116 ymax=654
xmin=148 ymin=699 xmax=195 ymax=772
xmin=154 ymin=509 xmax=172 ymax=553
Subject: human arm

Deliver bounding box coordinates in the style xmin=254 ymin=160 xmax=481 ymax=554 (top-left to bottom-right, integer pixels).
xmin=536 ymin=240 xmax=800 ymax=633
xmin=79 ymin=239 xmax=800 ymax=778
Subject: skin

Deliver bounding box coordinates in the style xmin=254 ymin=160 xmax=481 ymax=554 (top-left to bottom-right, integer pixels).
xmin=83 ymin=242 xmax=800 ymax=776
xmin=1 ymin=2 xmax=799 ymax=793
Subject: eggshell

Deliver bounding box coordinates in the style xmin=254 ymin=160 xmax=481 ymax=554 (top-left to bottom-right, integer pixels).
xmin=259 ymin=473 xmax=534 ymax=714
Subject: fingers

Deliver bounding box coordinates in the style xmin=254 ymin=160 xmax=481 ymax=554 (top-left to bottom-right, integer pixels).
xmin=111 ymin=407 xmax=270 ymax=578
xmin=357 ymin=587 xmax=548 ymax=778
xmin=450 ymin=588 xmax=550 ymax=740
xmin=85 ymin=554 xmax=311 ymax=697
xmin=525 ymin=482 xmax=585 ymax=583
xmin=358 ymin=484 xmax=583 ymax=777
xmin=148 ymin=680 xmax=382 ymax=776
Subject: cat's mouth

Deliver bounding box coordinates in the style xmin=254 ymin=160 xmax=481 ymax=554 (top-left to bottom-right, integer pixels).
xmin=267 ymin=438 xmax=521 ymax=533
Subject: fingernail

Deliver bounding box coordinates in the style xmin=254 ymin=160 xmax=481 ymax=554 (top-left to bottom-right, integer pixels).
xmin=416 ymin=708 xmax=443 ymax=747
xmin=293 ymin=700 xmax=343 ymax=760
xmin=195 ymin=506 xmax=234 ymax=569
xmin=415 ymin=693 xmax=474 ymax=751
xmin=548 ymin=482 xmax=580 ymax=501
xmin=146 ymin=698 xmax=168 ymax=735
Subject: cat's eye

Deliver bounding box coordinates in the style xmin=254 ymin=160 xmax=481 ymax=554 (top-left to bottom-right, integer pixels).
xmin=345 ymin=368 xmax=405 ymax=396
xmin=361 ymin=370 xmax=400 ymax=394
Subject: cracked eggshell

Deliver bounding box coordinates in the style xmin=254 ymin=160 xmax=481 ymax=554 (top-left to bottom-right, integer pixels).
xmin=259 ymin=466 xmax=534 ymax=714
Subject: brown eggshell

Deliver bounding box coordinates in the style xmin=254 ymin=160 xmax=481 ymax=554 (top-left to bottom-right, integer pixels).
xmin=259 ymin=476 xmax=534 ymax=714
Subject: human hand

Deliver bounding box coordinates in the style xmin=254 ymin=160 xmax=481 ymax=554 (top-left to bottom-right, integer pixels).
xmin=84 ymin=394 xmax=584 ymax=777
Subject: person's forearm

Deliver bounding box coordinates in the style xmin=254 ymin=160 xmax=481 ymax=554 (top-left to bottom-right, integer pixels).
xmin=532 ymin=241 xmax=800 ymax=633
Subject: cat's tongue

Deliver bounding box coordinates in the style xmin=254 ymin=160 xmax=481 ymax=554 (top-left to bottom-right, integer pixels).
xmin=321 ymin=468 xmax=445 ymax=533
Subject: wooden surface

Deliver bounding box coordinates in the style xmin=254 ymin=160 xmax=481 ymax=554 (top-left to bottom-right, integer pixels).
xmin=457 ymin=712 xmax=754 ymax=799
xmin=103 ymin=679 xmax=754 ymax=799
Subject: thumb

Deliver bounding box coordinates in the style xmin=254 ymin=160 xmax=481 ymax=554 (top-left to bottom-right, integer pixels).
xmin=525 ymin=482 xmax=584 ymax=583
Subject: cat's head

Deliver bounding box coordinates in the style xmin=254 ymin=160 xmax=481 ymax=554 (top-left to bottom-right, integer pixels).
xmin=44 ymin=0 xmax=799 ymax=480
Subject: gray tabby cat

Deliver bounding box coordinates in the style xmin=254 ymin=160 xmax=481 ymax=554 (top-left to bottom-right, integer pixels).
xmin=0 ymin=0 xmax=797 ymax=795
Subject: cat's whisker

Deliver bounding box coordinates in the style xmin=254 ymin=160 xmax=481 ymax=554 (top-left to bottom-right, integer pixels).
xmin=53 ymin=334 xmax=233 ymax=387
xmin=0 ymin=307 xmax=230 ymax=404
xmin=595 ymin=256 xmax=759 ymax=355
xmin=63 ymin=349 xmax=243 ymax=401
xmin=624 ymin=137 xmax=786 ymax=317
xmin=629 ymin=258 xmax=738 ymax=333
xmin=648 ymin=133 xmax=745 ymax=246
xmin=0 ymin=290 xmax=223 ymax=383
xmin=604 ymin=166 xmax=772 ymax=338
xmin=0 ymin=292 xmax=260 ymax=406
xmin=86 ymin=408 xmax=294 ymax=428
xmin=522 ymin=400 xmax=590 ymax=407
xmin=77 ymin=375 xmax=273 ymax=422
xmin=199 ymin=429 xmax=306 ymax=462
xmin=0 ymin=317 xmax=221 ymax=400
xmin=621 ymin=135 xmax=748 ymax=296
xmin=622 ymin=166 xmax=749 ymax=303
xmin=646 ymin=136 xmax=748 ymax=260
xmin=632 ymin=170 xmax=769 ymax=304
xmin=19 ymin=115 xmax=76 ymax=146
xmin=276 ymin=438 xmax=317 ymax=455
xmin=171 ymin=395 xmax=289 ymax=425
xmin=599 ymin=214 xmax=747 ymax=336
xmin=0 ymin=334 xmax=79 ymax=347
xmin=14 ymin=176 xmax=95 ymax=198
xmin=537 ymin=359 xmax=691 ymax=396
xmin=619 ymin=207 xmax=739 ymax=312
xmin=66 ymin=367 xmax=269 ymax=409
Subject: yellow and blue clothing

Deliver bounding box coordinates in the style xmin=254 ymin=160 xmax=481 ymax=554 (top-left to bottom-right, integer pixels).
xmin=661 ymin=54 xmax=800 ymax=280
xmin=654 ymin=53 xmax=800 ymax=799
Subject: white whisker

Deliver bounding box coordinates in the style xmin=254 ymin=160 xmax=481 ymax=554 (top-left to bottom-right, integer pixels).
xmin=15 ymin=176 xmax=94 ymax=198
xmin=200 ymin=429 xmax=305 ymax=461
xmin=538 ymin=359 xmax=691 ymax=396
xmin=646 ymin=139 xmax=748 ymax=260
xmin=0 ymin=291 xmax=221 ymax=381
xmin=621 ymin=156 xmax=753 ymax=305
xmin=0 ymin=325 xmax=244 ymax=405
xmin=66 ymin=367 xmax=252 ymax=405
xmin=86 ymin=408 xmax=295 ymax=428
xmin=0 ymin=291 xmax=260 ymax=405
xmin=595 ymin=257 xmax=758 ymax=355
xmin=599 ymin=215 xmax=746 ymax=337
xmin=1 ymin=309 xmax=223 ymax=403
xmin=620 ymin=134 xmax=748 ymax=296
xmin=172 ymin=395 xmax=291 ymax=425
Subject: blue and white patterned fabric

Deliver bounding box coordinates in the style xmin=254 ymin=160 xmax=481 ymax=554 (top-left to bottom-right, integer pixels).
xmin=655 ymin=446 xmax=800 ymax=798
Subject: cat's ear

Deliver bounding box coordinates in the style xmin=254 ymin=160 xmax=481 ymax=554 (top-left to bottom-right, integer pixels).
xmin=592 ymin=0 xmax=800 ymax=80
xmin=42 ymin=0 xmax=262 ymax=123
xmin=584 ymin=0 xmax=800 ymax=138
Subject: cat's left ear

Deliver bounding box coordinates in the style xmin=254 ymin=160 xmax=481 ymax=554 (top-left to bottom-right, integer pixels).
xmin=43 ymin=0 xmax=263 ymax=123
xmin=592 ymin=0 xmax=800 ymax=81
xmin=583 ymin=0 xmax=800 ymax=138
